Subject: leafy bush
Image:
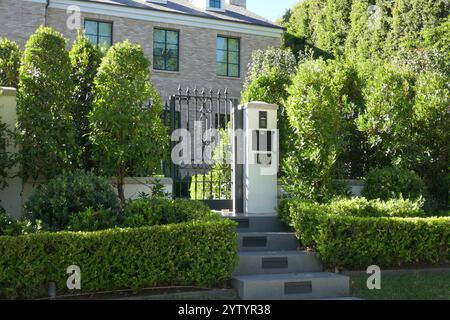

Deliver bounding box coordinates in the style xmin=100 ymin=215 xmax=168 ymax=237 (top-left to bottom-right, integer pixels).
xmin=69 ymin=32 xmax=103 ymax=170
xmin=363 ymin=167 xmax=428 ymax=201
xmin=25 ymin=170 xmax=120 ymax=232
xmin=0 ymin=116 xmax=15 ymax=190
xmin=281 ymin=197 xmax=427 ymax=247
xmin=316 ymin=216 xmax=450 ymax=269
xmin=0 ymin=37 xmax=21 ymax=87
xmin=122 ymin=198 xmax=216 ymax=228
xmin=283 ymin=58 xmax=351 ymax=201
xmin=0 ymin=210 xmax=38 ymax=236
xmin=0 ymin=219 xmax=238 ymax=299
xmin=90 ymin=40 xmax=168 ymax=202
xmin=68 ymin=207 xmax=119 ymax=232
xmin=281 ymin=198 xmax=449 ymax=269
xmin=17 ymin=26 xmax=78 ymax=182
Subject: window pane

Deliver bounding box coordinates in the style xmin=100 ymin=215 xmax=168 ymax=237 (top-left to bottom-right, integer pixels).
xmin=210 ymin=0 xmax=221 ymax=8
xmin=228 ymin=51 xmax=239 ymax=64
xmin=153 ymin=56 xmax=165 ymax=70
xmin=217 ymin=63 xmax=227 ymax=76
xmin=217 ymin=37 xmax=227 ymax=51
xmin=98 ymin=36 xmax=111 ymax=48
xmin=99 ymin=22 xmax=112 ymax=37
xmin=85 ymin=21 xmax=98 ymax=35
xmin=154 ymin=29 xmax=166 ymax=43
xmin=167 ymin=56 xmax=178 ymax=71
xmin=154 ymin=42 xmax=165 ymax=55
xmin=228 ymin=38 xmax=239 ymax=51
xmin=166 ymin=31 xmax=178 ymax=45
xmin=216 ymin=50 xmax=227 ymax=63
xmin=229 ymin=64 xmax=239 ymax=77
xmin=86 ymin=34 xmax=98 ymax=46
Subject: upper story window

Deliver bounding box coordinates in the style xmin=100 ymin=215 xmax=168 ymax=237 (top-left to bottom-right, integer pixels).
xmin=209 ymin=0 xmax=222 ymax=9
xmin=153 ymin=28 xmax=180 ymax=72
xmin=216 ymin=36 xmax=240 ymax=78
xmin=84 ymin=20 xmax=113 ymax=48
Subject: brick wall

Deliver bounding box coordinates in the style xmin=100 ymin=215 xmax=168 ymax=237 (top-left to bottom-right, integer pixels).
xmin=1 ymin=2 xmax=281 ymax=100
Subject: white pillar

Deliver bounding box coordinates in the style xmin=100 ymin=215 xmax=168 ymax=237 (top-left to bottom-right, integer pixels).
xmin=240 ymin=102 xmax=279 ymax=215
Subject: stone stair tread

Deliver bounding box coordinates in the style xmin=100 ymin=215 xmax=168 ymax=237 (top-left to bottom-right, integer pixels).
xmin=233 ymin=272 xmax=347 ymax=282
xmin=238 ymin=250 xmax=314 ymax=257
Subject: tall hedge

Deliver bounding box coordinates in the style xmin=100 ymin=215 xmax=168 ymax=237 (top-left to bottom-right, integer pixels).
xmin=17 ymin=26 xmax=78 ymax=182
xmin=0 ymin=116 xmax=15 ymax=190
xmin=0 ymin=37 xmax=22 ymax=87
xmin=69 ymin=32 xmax=102 ymax=170
xmin=283 ymin=0 xmax=449 ymax=59
xmin=0 ymin=220 xmax=238 ymax=299
xmin=90 ymin=41 xmax=168 ymax=202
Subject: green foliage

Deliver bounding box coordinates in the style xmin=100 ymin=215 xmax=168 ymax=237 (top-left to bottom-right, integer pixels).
xmin=0 ymin=116 xmax=15 ymax=190
xmin=90 ymin=40 xmax=168 ymax=202
xmin=283 ymin=0 xmax=448 ymax=60
xmin=0 ymin=38 xmax=22 ymax=87
xmin=0 ymin=219 xmax=239 ymax=299
xmin=69 ymin=32 xmax=103 ymax=170
xmin=0 ymin=209 xmax=40 ymax=237
xmin=24 ymin=170 xmax=120 ymax=232
xmin=17 ymin=26 xmax=78 ymax=182
xmin=123 ymin=198 xmax=216 ymax=228
xmin=283 ymin=58 xmax=352 ymax=201
xmin=363 ymin=167 xmax=428 ymax=201
xmin=281 ymin=197 xmax=449 ymax=268
xmin=316 ymin=215 xmax=450 ymax=269
xmin=68 ymin=207 xmax=120 ymax=232
xmin=281 ymin=197 xmax=427 ymax=248
xmin=423 ymin=16 xmax=450 ymax=72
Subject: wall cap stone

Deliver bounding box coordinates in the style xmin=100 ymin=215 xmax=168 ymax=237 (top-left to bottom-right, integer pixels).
xmin=0 ymin=87 xmax=17 ymax=96
xmin=239 ymin=101 xmax=279 ymax=111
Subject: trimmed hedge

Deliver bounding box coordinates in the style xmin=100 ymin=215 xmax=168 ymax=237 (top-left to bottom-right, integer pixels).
xmin=0 ymin=219 xmax=238 ymax=299
xmin=316 ymin=216 xmax=450 ymax=269
xmin=280 ymin=198 xmax=450 ymax=269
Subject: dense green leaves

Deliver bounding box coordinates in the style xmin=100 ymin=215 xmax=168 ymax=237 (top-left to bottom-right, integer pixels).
xmin=24 ymin=170 xmax=120 ymax=232
xmin=0 ymin=116 xmax=15 ymax=190
xmin=69 ymin=32 xmax=103 ymax=170
xmin=363 ymin=167 xmax=427 ymax=201
xmin=90 ymin=41 xmax=168 ymax=202
xmin=17 ymin=26 xmax=79 ymax=182
xmin=0 ymin=38 xmax=22 ymax=87
xmin=0 ymin=219 xmax=238 ymax=299
xmin=280 ymin=198 xmax=449 ymax=269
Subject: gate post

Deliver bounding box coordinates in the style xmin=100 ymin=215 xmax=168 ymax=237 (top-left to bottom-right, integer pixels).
xmin=233 ymin=101 xmax=279 ymax=215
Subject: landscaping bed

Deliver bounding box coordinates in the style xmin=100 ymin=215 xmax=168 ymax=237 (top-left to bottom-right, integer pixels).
xmin=0 ymin=219 xmax=238 ymax=299
xmin=279 ymin=198 xmax=450 ymax=270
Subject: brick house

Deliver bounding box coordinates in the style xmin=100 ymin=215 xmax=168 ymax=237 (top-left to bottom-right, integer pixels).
xmin=0 ymin=0 xmax=283 ymax=99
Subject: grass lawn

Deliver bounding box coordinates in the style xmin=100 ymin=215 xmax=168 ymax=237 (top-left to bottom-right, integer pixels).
xmin=351 ymin=270 xmax=450 ymax=300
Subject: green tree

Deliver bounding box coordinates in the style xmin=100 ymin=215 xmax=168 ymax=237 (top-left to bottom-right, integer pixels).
xmin=90 ymin=41 xmax=168 ymax=202
xmin=17 ymin=26 xmax=78 ymax=182
xmin=0 ymin=115 xmax=15 ymax=190
xmin=0 ymin=38 xmax=22 ymax=87
xmin=283 ymin=58 xmax=348 ymax=201
xmin=70 ymin=31 xmax=103 ymax=170
xmin=242 ymin=48 xmax=296 ymax=162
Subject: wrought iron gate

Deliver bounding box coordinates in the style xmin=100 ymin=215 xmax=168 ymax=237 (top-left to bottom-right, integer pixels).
xmin=165 ymin=87 xmax=237 ymax=210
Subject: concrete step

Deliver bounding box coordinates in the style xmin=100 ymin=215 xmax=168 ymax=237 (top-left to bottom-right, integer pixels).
xmin=223 ymin=215 xmax=290 ymax=233
xmin=238 ymin=232 xmax=299 ymax=252
xmin=234 ymin=251 xmax=323 ymax=276
xmin=232 ymin=272 xmax=350 ymax=300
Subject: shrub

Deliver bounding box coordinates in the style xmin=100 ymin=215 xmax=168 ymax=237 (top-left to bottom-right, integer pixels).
xmin=316 ymin=216 xmax=450 ymax=269
xmin=90 ymin=40 xmax=168 ymax=202
xmin=122 ymin=198 xmax=216 ymax=228
xmin=281 ymin=197 xmax=427 ymax=247
xmin=0 ymin=37 xmax=21 ymax=87
xmin=25 ymin=170 xmax=120 ymax=232
xmin=0 ymin=116 xmax=15 ymax=190
xmin=69 ymin=32 xmax=103 ymax=170
xmin=17 ymin=26 xmax=78 ymax=182
xmin=0 ymin=210 xmax=37 ymax=236
xmin=363 ymin=167 xmax=428 ymax=201
xmin=0 ymin=219 xmax=239 ymax=299
xmin=68 ymin=207 xmax=119 ymax=232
